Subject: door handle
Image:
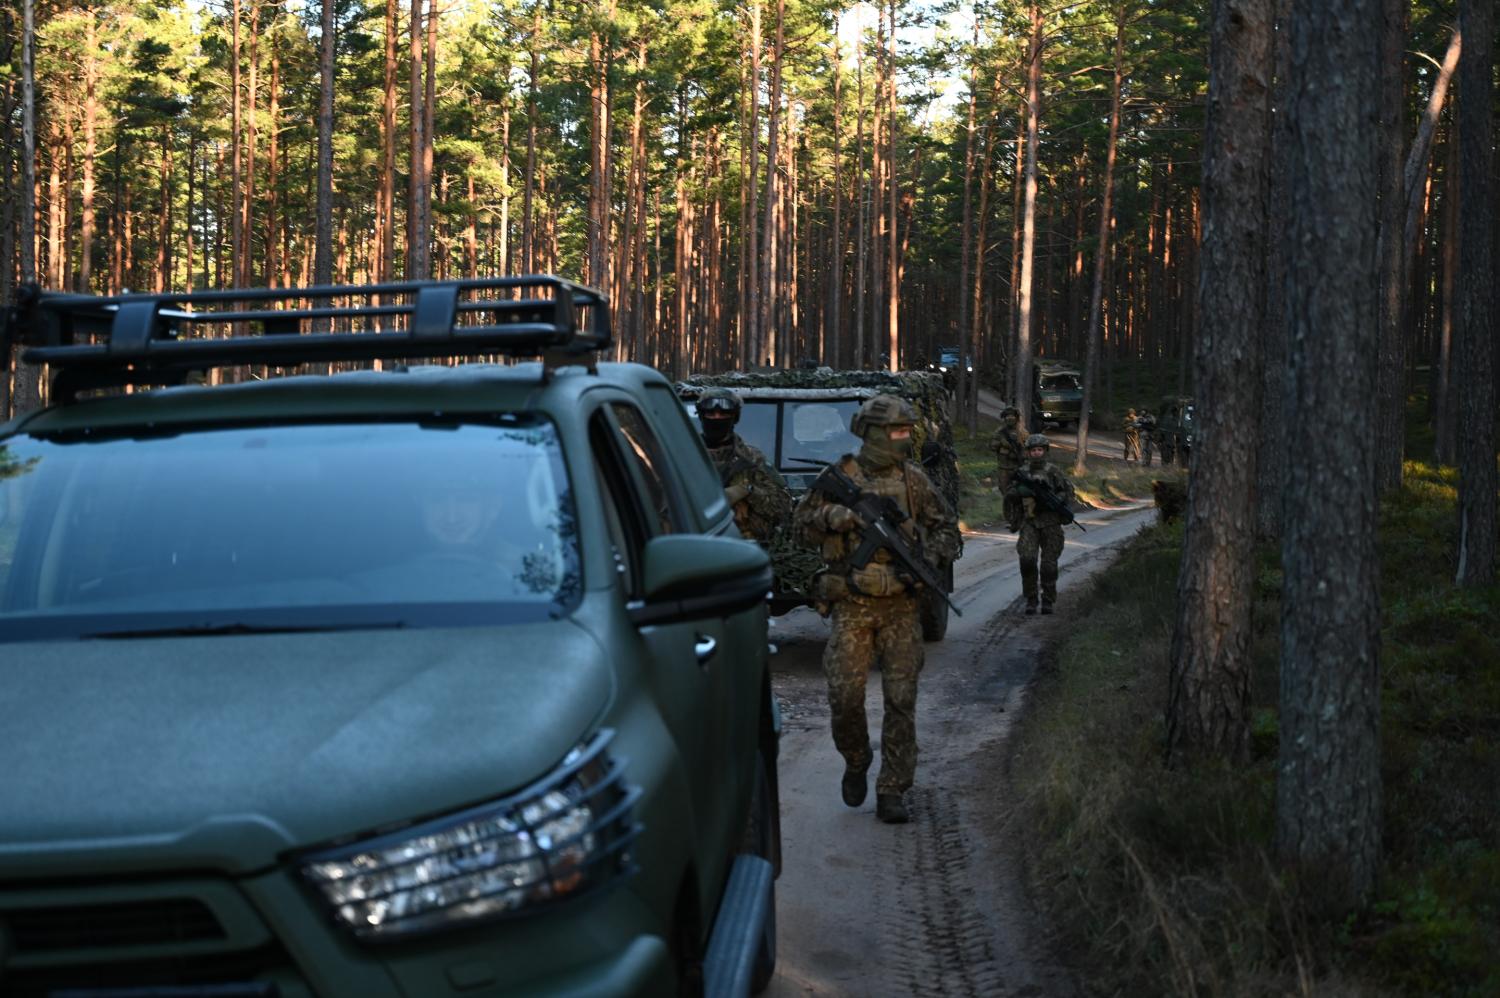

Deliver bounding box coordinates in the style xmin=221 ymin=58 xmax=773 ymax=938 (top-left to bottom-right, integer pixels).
xmin=694 ymin=634 xmax=718 ymax=665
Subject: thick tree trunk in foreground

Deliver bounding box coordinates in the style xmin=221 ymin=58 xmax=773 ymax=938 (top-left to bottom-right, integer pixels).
xmin=1167 ymin=0 xmax=1272 ymax=765
xmin=1256 ymin=0 xmax=1293 ymax=541
xmin=1374 ymin=0 xmax=1408 ymax=492
xmin=1275 ymin=0 xmax=1383 ymax=910
xmin=1074 ymin=5 xmax=1126 ymax=476
xmin=1456 ymin=0 xmax=1496 ymax=586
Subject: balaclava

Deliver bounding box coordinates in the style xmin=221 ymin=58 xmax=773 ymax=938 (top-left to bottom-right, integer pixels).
xmin=701 ymin=416 xmax=735 ymax=448
xmin=861 ymin=425 xmax=914 ymax=470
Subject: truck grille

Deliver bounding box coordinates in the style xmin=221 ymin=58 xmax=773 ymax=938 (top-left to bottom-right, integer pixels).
xmin=6 ymin=897 xmax=226 ymax=953
xmin=1 ymin=946 xmax=286 ymax=998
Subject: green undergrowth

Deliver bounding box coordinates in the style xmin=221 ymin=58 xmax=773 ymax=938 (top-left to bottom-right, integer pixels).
xmin=952 ymin=420 xmax=1007 ymax=530
xmin=1011 ymin=458 xmax=1500 ymax=997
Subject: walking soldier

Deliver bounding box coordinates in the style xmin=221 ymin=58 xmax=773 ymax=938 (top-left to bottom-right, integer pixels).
xmin=695 ymin=388 xmax=792 ymax=546
xmin=1004 ymin=433 xmax=1078 ymax=615
xmin=989 ymin=405 xmax=1027 ymax=496
xmin=793 ymin=395 xmax=961 ymax=824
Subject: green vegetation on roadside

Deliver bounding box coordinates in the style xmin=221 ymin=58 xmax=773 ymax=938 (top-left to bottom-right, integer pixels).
xmin=1012 ymin=456 xmax=1500 ymax=997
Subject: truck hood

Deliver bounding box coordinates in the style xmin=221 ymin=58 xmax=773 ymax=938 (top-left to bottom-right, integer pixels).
xmin=0 ymin=623 xmax=612 ymax=876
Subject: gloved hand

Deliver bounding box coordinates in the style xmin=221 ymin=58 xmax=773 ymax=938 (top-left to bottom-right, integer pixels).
xmin=823 ymin=504 xmax=861 ymax=532
xmin=725 ymin=483 xmax=751 ymax=506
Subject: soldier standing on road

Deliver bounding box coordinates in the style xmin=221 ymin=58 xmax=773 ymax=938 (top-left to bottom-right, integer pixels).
xmin=989 ymin=405 xmax=1027 ymax=496
xmin=1004 ymin=433 xmax=1078 ymax=616
xmin=1122 ymin=408 xmax=1140 ymax=463
xmin=1137 ymin=408 xmax=1158 ymax=467
xmin=696 ymin=389 xmax=793 ymax=546
xmin=793 ymin=395 xmax=961 ymax=825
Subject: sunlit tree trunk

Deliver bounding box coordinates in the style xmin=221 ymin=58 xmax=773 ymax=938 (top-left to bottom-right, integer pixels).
xmin=14 ymin=0 xmax=40 ymax=415
xmin=79 ymin=13 xmax=97 ymax=292
xmin=1014 ymin=3 xmax=1044 ymax=419
xmin=407 ymin=0 xmax=427 ymax=279
xmin=314 ymin=0 xmax=335 ymax=289
xmin=1166 ymin=0 xmax=1271 ymax=765
xmin=380 ymin=0 xmax=397 ymax=283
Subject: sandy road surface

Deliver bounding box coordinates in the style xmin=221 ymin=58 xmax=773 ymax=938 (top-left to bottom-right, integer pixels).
xmin=763 ymin=504 xmax=1154 ymax=998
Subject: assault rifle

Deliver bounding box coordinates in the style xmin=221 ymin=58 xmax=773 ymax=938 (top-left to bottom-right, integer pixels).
xmin=1011 ymin=468 xmax=1086 ymax=532
xmin=809 ymin=463 xmax=961 ymax=617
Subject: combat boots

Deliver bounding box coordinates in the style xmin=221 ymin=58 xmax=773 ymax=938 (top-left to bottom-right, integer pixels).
xmin=1040 ymin=602 xmax=1054 ymax=615
xmin=841 ymin=763 xmax=869 ymax=807
xmin=876 ymin=793 xmax=909 ymax=824
xmin=1024 ymin=597 xmax=1038 ymax=615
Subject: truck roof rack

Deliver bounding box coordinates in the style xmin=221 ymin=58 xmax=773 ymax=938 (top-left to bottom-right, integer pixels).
xmin=2 ymin=276 xmax=610 ymax=400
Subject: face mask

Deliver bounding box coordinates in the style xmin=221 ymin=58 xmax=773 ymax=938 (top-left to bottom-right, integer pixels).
xmin=1005 ymin=415 xmax=1018 ymax=426
xmin=861 ymin=426 xmax=913 ymax=469
xmin=701 ymin=418 xmax=734 ymax=447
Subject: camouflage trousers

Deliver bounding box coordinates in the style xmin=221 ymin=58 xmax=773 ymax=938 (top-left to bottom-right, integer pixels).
xmin=1140 ymin=434 xmax=1156 ymax=467
xmin=1017 ymin=521 xmax=1065 ymax=604
xmin=1122 ymin=429 xmax=1140 ymax=462
xmin=996 ymin=466 xmax=1018 ymax=497
xmin=824 ymin=592 xmax=923 ymax=795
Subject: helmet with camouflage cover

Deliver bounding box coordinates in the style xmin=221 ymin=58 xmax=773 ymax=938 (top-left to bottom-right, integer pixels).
xmin=695 ymin=387 xmax=743 ymax=422
xmin=850 ymin=394 xmax=917 ymax=437
xmin=1001 ymin=405 xmax=1020 ymax=420
xmin=1024 ymin=433 xmax=1050 ymax=452
xmin=1024 ymin=432 xmax=1050 ymax=471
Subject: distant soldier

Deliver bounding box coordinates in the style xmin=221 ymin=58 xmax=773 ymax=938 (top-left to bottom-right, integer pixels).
xmin=1122 ymin=408 xmax=1141 ymax=463
xmin=1159 ymin=404 xmax=1180 ymax=466
xmin=989 ymin=405 xmax=1027 ymax=496
xmin=1004 ymin=433 xmax=1077 ymax=615
xmin=696 ymin=388 xmax=793 ymax=545
xmin=1137 ymin=408 xmax=1158 ymax=467
xmin=793 ymin=395 xmax=961 ymax=824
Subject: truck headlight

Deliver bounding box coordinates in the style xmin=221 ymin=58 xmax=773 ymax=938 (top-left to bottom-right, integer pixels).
xmin=301 ymin=730 xmax=639 ymax=940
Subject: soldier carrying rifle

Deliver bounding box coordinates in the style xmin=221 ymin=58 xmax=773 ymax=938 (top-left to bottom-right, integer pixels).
xmin=1003 ymin=433 xmax=1079 ymax=616
xmin=793 ymin=395 xmax=961 ymax=824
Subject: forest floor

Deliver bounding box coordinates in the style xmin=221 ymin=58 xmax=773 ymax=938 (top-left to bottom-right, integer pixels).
xmin=1008 ymin=447 xmax=1500 ymax=997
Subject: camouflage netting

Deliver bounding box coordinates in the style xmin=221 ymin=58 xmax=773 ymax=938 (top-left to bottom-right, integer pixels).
xmin=678 ymin=368 xmax=962 ymax=605
xmin=677 ymin=368 xmax=960 ymax=511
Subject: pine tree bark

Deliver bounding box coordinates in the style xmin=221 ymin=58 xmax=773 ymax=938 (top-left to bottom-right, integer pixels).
xmin=1165 ymin=0 xmax=1271 ymax=765
xmin=1456 ymin=0 xmax=1496 ymax=585
xmin=1257 ymin=0 xmax=1293 ymax=541
xmin=1074 ymin=4 xmax=1127 ymax=477
xmin=884 ymin=0 xmax=899 ymax=372
xmin=523 ymin=3 xmax=539 ymax=276
xmin=829 ymin=37 xmax=843 ymax=368
xmin=231 ymin=0 xmax=243 ymax=289
xmin=314 ymin=0 xmax=335 ymax=288
xmin=1014 ymin=4 xmax=1044 ymax=419
xmin=380 ymin=0 xmax=398 ymax=282
xmin=760 ymin=0 xmax=784 ymax=367
xmin=956 ymin=15 xmax=978 ymax=426
xmin=746 ymin=0 xmax=762 ymax=363
xmin=79 ymin=12 xmax=97 ymax=292
xmin=1276 ymin=0 xmax=1383 ymax=910
xmin=14 ymin=0 xmax=40 ymax=414
xmin=407 ymin=0 xmax=427 ymax=279
xmin=243 ymin=0 xmax=259 ymax=286
xmin=1374 ymin=0 xmax=1408 ymax=492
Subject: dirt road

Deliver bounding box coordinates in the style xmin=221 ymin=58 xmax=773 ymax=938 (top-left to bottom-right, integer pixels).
xmin=764 ymin=504 xmax=1154 ymax=997
xmin=975 ymin=388 xmax=1126 ymax=463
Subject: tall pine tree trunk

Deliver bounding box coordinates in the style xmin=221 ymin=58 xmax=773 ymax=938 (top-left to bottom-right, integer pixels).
xmin=1074 ymin=4 xmax=1126 ymax=476
xmin=1165 ymin=0 xmax=1271 ymax=765
xmin=1374 ymin=0 xmax=1408 ymax=491
xmin=1456 ymin=0 xmax=1496 ymax=585
xmin=1014 ymin=4 xmax=1044 ymax=419
xmin=314 ymin=0 xmax=335 ymax=289
xmin=1276 ymin=0 xmax=1383 ymax=911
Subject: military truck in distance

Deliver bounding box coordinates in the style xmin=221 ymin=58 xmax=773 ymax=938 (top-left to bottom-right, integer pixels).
xmin=1155 ymin=395 xmax=1196 ymax=467
xmin=1032 ymin=363 xmax=1085 ymax=429
xmin=677 ymin=369 xmax=961 ymax=642
xmin=0 ymin=277 xmax=779 ymax=998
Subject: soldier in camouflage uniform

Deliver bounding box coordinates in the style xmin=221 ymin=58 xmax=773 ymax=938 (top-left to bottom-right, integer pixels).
xmin=989 ymin=405 xmax=1027 ymax=497
xmin=1122 ymin=408 xmax=1140 ymax=462
xmin=696 ymin=388 xmax=792 ymax=546
xmin=1004 ymin=433 xmax=1077 ymax=615
xmin=793 ymin=395 xmax=962 ymax=824
xmin=1137 ymin=408 xmax=1158 ymax=467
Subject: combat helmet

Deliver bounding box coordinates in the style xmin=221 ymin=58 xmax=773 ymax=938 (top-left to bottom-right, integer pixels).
xmin=1000 ymin=405 xmax=1020 ymax=419
xmin=1024 ymin=432 xmax=1050 ymax=452
xmin=695 ymin=387 xmax=743 ymax=422
xmin=850 ymin=394 xmax=917 ymax=437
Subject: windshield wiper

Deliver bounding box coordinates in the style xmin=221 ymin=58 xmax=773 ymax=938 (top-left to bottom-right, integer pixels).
xmin=83 ymin=620 xmax=408 ymax=640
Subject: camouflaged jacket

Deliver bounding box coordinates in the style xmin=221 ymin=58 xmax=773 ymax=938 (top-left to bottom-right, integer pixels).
xmin=706 ymin=434 xmax=793 ymax=545
xmin=990 ymin=424 xmax=1027 ymax=472
xmin=793 ymin=454 xmax=961 ymax=599
xmin=1004 ymin=463 xmax=1077 ymax=529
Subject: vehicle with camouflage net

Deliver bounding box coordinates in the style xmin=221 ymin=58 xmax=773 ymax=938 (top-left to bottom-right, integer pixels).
xmin=676 ymin=369 xmax=960 ymax=640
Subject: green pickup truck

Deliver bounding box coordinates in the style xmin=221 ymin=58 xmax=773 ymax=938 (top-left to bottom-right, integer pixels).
xmin=0 ymin=278 xmax=779 ymax=998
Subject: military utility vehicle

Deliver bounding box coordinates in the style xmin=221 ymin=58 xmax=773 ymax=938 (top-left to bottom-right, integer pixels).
xmin=676 ymin=369 xmax=960 ymax=641
xmin=0 ymin=277 xmax=779 ymax=998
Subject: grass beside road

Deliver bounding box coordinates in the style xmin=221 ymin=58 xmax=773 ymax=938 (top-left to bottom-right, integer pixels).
xmin=1010 ymin=457 xmax=1500 ymax=997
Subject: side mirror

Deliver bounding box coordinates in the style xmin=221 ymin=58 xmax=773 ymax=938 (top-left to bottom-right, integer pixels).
xmin=627 ymin=534 xmax=772 ymax=628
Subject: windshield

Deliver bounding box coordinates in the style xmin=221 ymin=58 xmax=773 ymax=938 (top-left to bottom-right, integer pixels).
xmin=0 ymin=417 xmax=579 ymax=641
xmin=1040 ymin=374 xmax=1080 ymax=391
xmin=683 ymin=398 xmax=778 ymax=461
xmin=780 ymin=400 xmax=862 ymax=468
